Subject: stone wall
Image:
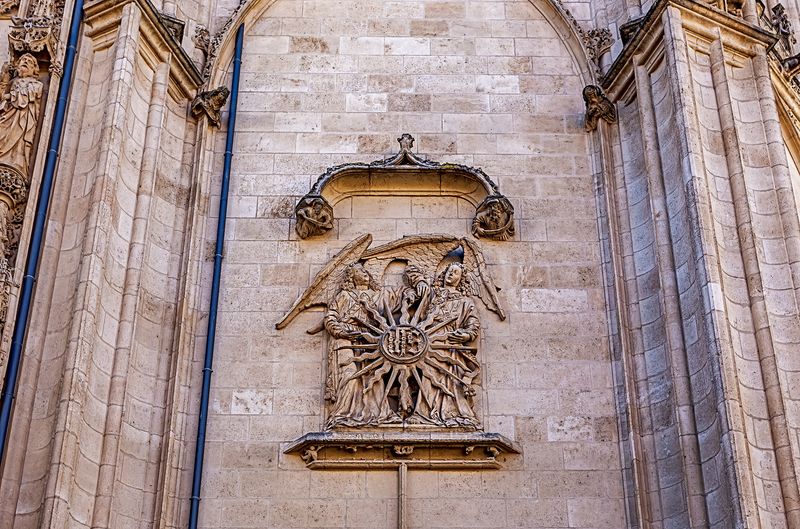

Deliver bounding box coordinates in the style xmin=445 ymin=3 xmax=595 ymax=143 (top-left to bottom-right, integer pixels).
xmin=193 ymin=1 xmax=627 ymax=528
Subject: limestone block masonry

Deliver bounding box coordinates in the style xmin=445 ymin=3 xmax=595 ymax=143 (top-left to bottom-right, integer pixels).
xmin=0 ymin=0 xmax=798 ymax=528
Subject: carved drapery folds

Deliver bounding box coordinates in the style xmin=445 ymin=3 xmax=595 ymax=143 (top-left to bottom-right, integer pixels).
xmin=191 ymin=85 xmax=229 ymax=127
xmin=583 ymin=85 xmax=617 ymax=132
xmin=294 ymin=134 xmax=515 ymax=241
xmin=0 ymin=53 xmax=43 ymax=176
xmin=277 ymin=234 xmax=506 ymax=430
xmin=0 ymin=51 xmax=43 ymax=338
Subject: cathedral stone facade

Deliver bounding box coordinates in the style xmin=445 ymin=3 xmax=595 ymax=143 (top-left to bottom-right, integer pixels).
xmin=0 ymin=0 xmax=799 ymax=528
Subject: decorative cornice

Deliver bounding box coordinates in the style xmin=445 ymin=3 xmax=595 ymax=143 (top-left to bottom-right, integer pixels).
xmin=602 ymin=0 xmax=776 ymax=94
xmin=284 ymin=431 xmax=519 ymax=470
xmin=84 ymin=0 xmax=201 ymax=96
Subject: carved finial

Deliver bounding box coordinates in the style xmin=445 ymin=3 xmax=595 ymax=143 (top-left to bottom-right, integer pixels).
xmin=397 ymin=133 xmax=415 ymax=153
xmin=582 ymin=85 xmax=616 ymax=132
xmin=191 ymin=86 xmax=230 ymax=128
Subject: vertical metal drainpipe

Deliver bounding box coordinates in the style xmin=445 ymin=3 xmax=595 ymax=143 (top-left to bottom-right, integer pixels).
xmin=0 ymin=0 xmax=84 ymax=469
xmin=188 ymin=22 xmax=244 ymax=529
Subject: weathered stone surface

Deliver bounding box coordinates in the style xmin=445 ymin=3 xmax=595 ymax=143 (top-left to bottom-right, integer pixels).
xmin=4 ymin=0 xmax=800 ymax=528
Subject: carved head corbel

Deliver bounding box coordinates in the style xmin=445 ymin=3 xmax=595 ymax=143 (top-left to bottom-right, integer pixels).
xmin=583 ymin=85 xmax=616 ymax=132
xmin=472 ymin=195 xmax=515 ymax=241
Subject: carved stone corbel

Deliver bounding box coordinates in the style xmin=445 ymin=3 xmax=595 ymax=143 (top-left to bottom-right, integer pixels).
xmin=191 ymin=86 xmax=229 ymax=127
xmin=583 ymin=85 xmax=617 ymax=132
xmin=472 ymin=195 xmax=515 ymax=241
xmin=295 ymin=195 xmax=334 ymax=239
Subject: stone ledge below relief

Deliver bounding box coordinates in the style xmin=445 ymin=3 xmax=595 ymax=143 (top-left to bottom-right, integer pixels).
xmin=284 ymin=431 xmax=520 ymax=470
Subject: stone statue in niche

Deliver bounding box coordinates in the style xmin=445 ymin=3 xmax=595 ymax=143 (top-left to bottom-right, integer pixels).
xmin=276 ymin=234 xmax=506 ymax=430
xmin=191 ymin=85 xmax=229 ymax=128
xmin=295 ymin=195 xmax=334 ymax=239
xmin=583 ymin=84 xmax=616 ymax=132
xmin=0 ymin=53 xmax=42 ymax=176
xmin=472 ymin=195 xmax=515 ymax=241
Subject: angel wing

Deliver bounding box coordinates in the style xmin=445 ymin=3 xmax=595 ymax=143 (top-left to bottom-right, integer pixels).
xmin=460 ymin=237 xmax=506 ymax=321
xmin=361 ymin=234 xmax=462 ymax=281
xmin=275 ymin=233 xmax=372 ymax=330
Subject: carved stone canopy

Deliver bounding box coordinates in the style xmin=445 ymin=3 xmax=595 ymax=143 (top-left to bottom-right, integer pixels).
xmin=8 ymin=15 xmax=56 ymax=61
xmin=294 ymin=134 xmax=515 ymax=241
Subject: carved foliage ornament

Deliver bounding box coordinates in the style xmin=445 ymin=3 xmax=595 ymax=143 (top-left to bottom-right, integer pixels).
xmin=276 ymin=234 xmax=506 ymax=430
xmin=294 ymin=134 xmax=515 ymax=242
xmin=0 ymin=0 xmax=19 ymax=16
xmin=8 ymin=15 xmax=56 ymax=58
xmin=583 ymin=28 xmax=613 ymax=64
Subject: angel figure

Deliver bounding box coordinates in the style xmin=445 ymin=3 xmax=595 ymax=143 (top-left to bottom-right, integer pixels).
xmin=0 ymin=53 xmax=43 ymax=175
xmin=276 ymin=234 xmax=506 ymax=430
xmin=325 ymin=262 xmax=389 ymax=427
xmin=412 ymin=263 xmax=481 ymax=427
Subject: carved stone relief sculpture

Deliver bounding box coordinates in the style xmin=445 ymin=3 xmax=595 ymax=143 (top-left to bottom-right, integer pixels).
xmin=191 ymin=85 xmax=229 ymax=127
xmin=295 ymin=195 xmax=333 ymax=239
xmin=583 ymin=84 xmax=617 ymax=132
xmin=773 ymin=3 xmax=796 ymax=52
xmin=0 ymin=53 xmax=42 ymax=342
xmin=0 ymin=53 xmax=43 ymax=176
xmin=277 ymin=234 xmax=506 ymax=430
xmin=472 ymin=195 xmax=515 ymax=241
xmin=293 ymin=134 xmax=515 ymax=241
